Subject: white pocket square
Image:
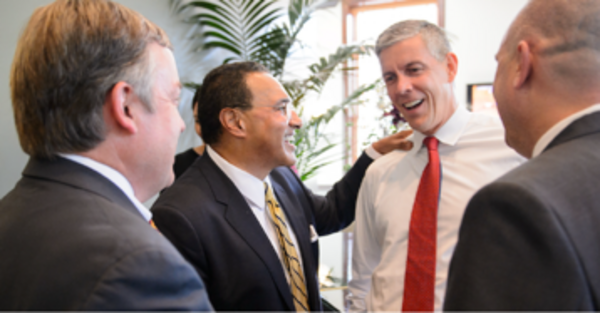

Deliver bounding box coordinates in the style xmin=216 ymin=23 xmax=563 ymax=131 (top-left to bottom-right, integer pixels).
xmin=309 ymin=225 xmax=319 ymax=243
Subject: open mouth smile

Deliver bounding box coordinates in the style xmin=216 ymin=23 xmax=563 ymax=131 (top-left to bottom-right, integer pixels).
xmin=284 ymin=133 xmax=295 ymax=145
xmin=403 ymin=99 xmax=424 ymax=110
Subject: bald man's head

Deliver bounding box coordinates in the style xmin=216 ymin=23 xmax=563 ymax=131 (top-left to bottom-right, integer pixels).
xmin=504 ymin=0 xmax=600 ymax=84
xmin=494 ymin=0 xmax=600 ymax=157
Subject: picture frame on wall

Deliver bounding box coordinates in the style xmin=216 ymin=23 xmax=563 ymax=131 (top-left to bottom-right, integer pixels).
xmin=467 ymin=83 xmax=499 ymax=117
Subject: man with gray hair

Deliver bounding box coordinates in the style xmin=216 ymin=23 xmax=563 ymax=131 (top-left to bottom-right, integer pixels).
xmin=347 ymin=20 xmax=524 ymax=311
xmin=0 ymin=0 xmax=212 ymax=310
xmin=445 ymin=0 xmax=600 ymax=310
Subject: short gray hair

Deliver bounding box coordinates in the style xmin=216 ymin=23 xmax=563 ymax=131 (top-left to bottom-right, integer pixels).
xmin=376 ymin=20 xmax=451 ymax=61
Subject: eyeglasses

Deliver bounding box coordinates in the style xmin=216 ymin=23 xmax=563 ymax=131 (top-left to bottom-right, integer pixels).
xmin=254 ymin=102 xmax=293 ymax=122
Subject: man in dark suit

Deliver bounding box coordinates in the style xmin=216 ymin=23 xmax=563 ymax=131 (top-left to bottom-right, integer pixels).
xmin=444 ymin=0 xmax=600 ymax=310
xmin=0 ymin=0 xmax=212 ymax=310
xmin=152 ymin=61 xmax=412 ymax=311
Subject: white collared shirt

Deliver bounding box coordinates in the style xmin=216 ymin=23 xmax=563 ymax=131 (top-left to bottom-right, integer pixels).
xmin=205 ymin=145 xmax=304 ymax=283
xmin=59 ymin=154 xmax=151 ymax=221
xmin=532 ymin=104 xmax=600 ymax=158
xmin=348 ymin=106 xmax=526 ymax=312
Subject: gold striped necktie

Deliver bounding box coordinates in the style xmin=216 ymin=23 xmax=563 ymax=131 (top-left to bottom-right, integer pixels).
xmin=264 ymin=183 xmax=309 ymax=312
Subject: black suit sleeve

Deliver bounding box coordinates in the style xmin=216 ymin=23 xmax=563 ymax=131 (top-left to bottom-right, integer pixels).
xmin=83 ymin=247 xmax=213 ymax=311
xmin=289 ymin=152 xmax=372 ymax=236
xmin=444 ymin=182 xmax=593 ymax=311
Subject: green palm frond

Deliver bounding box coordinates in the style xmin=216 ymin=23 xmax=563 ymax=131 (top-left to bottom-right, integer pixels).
xmin=305 ymin=44 xmax=374 ymax=93
xmin=283 ymin=44 xmax=374 ymax=107
xmin=288 ymin=0 xmax=316 ymax=36
xmin=249 ymin=0 xmax=321 ymax=77
xmin=282 ymin=80 xmax=305 ymax=108
xmin=297 ymin=148 xmax=338 ymax=181
xmin=174 ymin=0 xmax=283 ymax=61
xmin=292 ymin=80 xmax=379 ymax=180
xmin=250 ymin=26 xmax=293 ymax=76
xmin=341 ymin=79 xmax=380 ymax=106
xmin=183 ymin=82 xmax=203 ymax=91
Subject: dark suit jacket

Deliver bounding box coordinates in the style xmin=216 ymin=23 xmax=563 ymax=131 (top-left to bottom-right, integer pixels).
xmin=152 ymin=150 xmax=373 ymax=311
xmin=0 ymin=157 xmax=213 ymax=311
xmin=444 ymin=112 xmax=600 ymax=311
xmin=174 ymin=148 xmax=202 ymax=179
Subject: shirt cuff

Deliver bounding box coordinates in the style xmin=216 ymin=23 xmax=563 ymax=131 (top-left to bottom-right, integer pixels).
xmin=365 ymin=145 xmax=382 ymax=160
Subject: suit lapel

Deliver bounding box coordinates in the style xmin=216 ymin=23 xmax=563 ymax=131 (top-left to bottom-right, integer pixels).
xmin=23 ymin=157 xmax=141 ymax=218
xmin=200 ymin=152 xmax=295 ymax=311
xmin=546 ymin=111 xmax=600 ymax=153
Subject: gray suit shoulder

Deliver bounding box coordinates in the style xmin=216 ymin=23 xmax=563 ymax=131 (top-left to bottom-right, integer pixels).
xmin=0 ymin=176 xmax=212 ymax=311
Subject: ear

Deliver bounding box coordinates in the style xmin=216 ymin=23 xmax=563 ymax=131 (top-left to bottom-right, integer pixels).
xmin=445 ymin=52 xmax=459 ymax=83
xmin=219 ymin=108 xmax=247 ymax=138
xmin=514 ymin=40 xmax=532 ymax=88
xmin=105 ymin=81 xmax=138 ymax=134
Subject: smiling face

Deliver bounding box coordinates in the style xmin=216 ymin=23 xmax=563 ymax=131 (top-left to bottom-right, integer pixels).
xmin=379 ymin=35 xmax=458 ymax=136
xmin=243 ymin=72 xmax=301 ymax=172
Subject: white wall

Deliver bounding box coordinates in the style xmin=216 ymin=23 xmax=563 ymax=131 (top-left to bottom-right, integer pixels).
xmin=0 ymin=1 xmax=51 ymax=198
xmin=446 ymin=0 xmax=528 ymax=107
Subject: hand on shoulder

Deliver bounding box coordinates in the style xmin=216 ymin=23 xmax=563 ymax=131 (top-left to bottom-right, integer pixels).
xmin=372 ymin=130 xmax=414 ymax=155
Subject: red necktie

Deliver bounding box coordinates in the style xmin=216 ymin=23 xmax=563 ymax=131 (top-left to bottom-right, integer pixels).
xmin=402 ymin=136 xmax=441 ymax=312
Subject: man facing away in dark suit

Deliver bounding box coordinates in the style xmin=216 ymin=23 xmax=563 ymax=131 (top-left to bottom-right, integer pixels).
xmin=0 ymin=0 xmax=213 ymax=310
xmin=151 ymin=61 xmax=413 ymax=311
xmin=444 ymin=0 xmax=600 ymax=310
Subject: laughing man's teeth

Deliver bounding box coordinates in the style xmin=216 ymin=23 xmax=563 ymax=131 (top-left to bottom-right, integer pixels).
xmin=404 ymin=99 xmax=424 ymax=109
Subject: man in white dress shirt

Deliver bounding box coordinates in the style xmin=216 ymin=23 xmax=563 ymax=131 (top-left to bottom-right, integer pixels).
xmin=0 ymin=0 xmax=211 ymax=310
xmin=445 ymin=0 xmax=600 ymax=310
xmin=347 ymin=20 xmax=525 ymax=311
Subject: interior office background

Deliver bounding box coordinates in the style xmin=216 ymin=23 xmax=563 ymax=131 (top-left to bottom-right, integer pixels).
xmin=0 ymin=0 xmax=527 ymax=308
